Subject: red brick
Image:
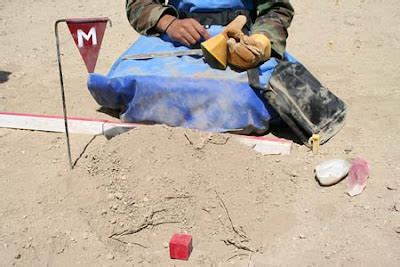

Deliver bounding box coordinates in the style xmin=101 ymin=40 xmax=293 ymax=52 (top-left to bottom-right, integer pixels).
xmin=169 ymin=234 xmax=193 ymax=261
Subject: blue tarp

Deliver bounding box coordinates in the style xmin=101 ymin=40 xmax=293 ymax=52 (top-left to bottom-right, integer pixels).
xmin=87 ymin=29 xmax=297 ymax=134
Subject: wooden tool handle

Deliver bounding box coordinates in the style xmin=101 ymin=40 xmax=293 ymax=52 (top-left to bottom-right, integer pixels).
xmin=225 ymin=15 xmax=247 ymax=31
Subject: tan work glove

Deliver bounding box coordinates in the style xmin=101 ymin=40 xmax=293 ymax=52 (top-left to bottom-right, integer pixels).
xmin=226 ymin=30 xmax=272 ymax=70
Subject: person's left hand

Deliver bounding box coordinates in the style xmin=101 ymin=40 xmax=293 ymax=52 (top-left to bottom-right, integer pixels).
xmin=227 ymin=33 xmax=272 ymax=70
xmin=157 ymin=15 xmax=209 ymax=47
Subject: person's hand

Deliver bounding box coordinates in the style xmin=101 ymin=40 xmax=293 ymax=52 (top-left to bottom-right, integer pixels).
xmin=227 ymin=33 xmax=272 ymax=70
xmin=157 ymin=15 xmax=209 ymax=46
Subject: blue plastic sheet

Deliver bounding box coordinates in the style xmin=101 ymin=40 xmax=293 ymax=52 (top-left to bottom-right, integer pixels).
xmin=169 ymin=0 xmax=254 ymax=12
xmin=87 ymin=30 xmax=297 ymax=133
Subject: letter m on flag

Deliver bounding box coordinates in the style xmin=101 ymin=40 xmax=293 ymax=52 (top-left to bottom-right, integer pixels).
xmin=67 ymin=18 xmax=108 ymax=73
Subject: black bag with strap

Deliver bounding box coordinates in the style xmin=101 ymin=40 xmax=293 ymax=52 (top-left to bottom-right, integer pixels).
xmin=248 ymin=61 xmax=347 ymax=147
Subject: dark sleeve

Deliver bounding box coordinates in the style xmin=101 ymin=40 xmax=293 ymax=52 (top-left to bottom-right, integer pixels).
xmin=251 ymin=0 xmax=294 ymax=58
xmin=126 ymin=0 xmax=178 ymax=35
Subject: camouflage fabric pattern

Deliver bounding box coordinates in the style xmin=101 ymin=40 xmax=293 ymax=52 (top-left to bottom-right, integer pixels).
xmin=126 ymin=0 xmax=178 ymax=35
xmin=252 ymin=0 xmax=294 ymax=57
xmin=126 ymin=0 xmax=294 ymax=57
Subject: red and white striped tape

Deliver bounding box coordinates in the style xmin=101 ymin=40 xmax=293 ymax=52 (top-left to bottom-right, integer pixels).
xmin=0 ymin=112 xmax=291 ymax=155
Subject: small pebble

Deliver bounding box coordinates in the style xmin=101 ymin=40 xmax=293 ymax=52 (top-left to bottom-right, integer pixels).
xmin=145 ymin=176 xmax=154 ymax=182
xmin=106 ymin=253 xmax=115 ymax=260
xmin=82 ymin=232 xmax=89 ymax=240
xmin=344 ymin=147 xmax=353 ymax=154
xmin=115 ymin=192 xmax=123 ymax=200
xmin=389 ymin=202 xmax=400 ymax=212
xmin=202 ymin=207 xmax=211 ymax=212
xmin=111 ymin=218 xmax=117 ymax=224
xmin=394 ymin=203 xmax=400 ymax=212
xmin=395 ymin=227 xmax=400 ymax=234
xmin=387 ymin=185 xmax=398 ymax=191
xmin=14 ymin=254 xmax=21 ymax=259
xmin=299 ymin=234 xmax=306 ymax=239
xmin=163 ymin=241 xmax=169 ymax=248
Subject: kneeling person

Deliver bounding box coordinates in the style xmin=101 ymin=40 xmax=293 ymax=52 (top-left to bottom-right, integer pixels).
xmin=126 ymin=0 xmax=294 ymax=69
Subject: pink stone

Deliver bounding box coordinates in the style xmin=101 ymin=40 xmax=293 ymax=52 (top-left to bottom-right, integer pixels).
xmin=346 ymin=157 xmax=370 ymax=196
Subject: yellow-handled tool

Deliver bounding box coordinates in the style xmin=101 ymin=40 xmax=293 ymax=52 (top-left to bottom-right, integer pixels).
xmin=123 ymin=15 xmax=247 ymax=70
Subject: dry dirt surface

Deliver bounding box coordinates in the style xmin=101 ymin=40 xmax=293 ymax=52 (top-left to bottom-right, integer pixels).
xmin=1 ymin=0 xmax=400 ymax=265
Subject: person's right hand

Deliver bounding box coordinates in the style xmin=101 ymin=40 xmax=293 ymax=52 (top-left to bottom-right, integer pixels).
xmin=227 ymin=33 xmax=272 ymax=70
xmin=157 ymin=15 xmax=209 ymax=47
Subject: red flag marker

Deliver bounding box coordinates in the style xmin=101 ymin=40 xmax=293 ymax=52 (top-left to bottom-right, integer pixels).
xmin=55 ymin=17 xmax=111 ymax=169
xmin=66 ymin=18 xmax=109 ymax=73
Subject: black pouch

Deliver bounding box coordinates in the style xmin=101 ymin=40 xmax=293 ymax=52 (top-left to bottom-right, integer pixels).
xmin=248 ymin=61 xmax=347 ymax=147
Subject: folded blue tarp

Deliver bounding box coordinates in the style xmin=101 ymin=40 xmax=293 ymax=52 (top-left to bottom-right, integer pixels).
xmin=88 ymin=29 xmax=297 ymax=134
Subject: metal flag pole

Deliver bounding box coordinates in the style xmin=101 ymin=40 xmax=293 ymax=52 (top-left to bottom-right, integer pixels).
xmin=55 ymin=19 xmax=73 ymax=169
xmin=54 ymin=18 xmax=112 ymax=170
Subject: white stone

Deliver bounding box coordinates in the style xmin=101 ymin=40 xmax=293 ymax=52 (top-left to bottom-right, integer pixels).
xmin=315 ymin=159 xmax=350 ymax=186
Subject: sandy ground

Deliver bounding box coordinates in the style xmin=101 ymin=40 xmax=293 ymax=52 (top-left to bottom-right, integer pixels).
xmin=1 ymin=0 xmax=400 ymax=265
